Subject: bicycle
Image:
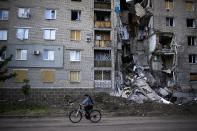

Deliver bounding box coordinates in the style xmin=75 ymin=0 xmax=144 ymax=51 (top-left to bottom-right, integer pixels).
xmin=69 ymin=103 xmax=101 ymax=123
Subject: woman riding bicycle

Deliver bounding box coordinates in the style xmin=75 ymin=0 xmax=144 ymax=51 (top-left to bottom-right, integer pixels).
xmin=81 ymin=94 xmax=94 ymax=119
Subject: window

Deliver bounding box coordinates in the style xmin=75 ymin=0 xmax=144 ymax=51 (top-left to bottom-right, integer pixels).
xmin=18 ymin=8 xmax=30 ymax=18
xmin=13 ymin=69 xmax=28 ymax=83
xmin=71 ymin=30 xmax=81 ymax=40
xmin=70 ymin=71 xmax=80 ymax=82
xmin=166 ymin=17 xmax=174 ymax=27
xmin=43 ymin=50 xmax=54 ymax=60
xmin=70 ymin=50 xmax=80 ymax=61
xmin=187 ymin=19 xmax=195 ymax=28
xmin=188 ymin=36 xmax=196 ymax=46
xmin=186 ymin=1 xmax=194 ymax=11
xmin=0 ymin=10 xmax=8 ymax=20
xmin=0 ymin=30 xmax=7 ymax=40
xmin=71 ymin=10 xmax=81 ymax=21
xmin=0 ymin=51 xmax=6 ymax=61
xmin=190 ymin=73 xmax=197 ymax=81
xmin=16 ymin=49 xmax=27 ymax=60
xmin=94 ymin=70 xmax=111 ymax=80
xmin=45 ymin=9 xmax=56 ymax=19
xmin=42 ymin=70 xmax=55 ymax=82
xmin=189 ymin=54 xmax=196 ymax=64
xmin=165 ymin=0 xmax=173 ymax=9
xmin=44 ymin=29 xmax=56 ymax=40
xmin=16 ymin=28 xmax=29 ymax=40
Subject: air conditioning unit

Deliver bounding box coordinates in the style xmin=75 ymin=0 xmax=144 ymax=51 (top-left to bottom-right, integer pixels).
xmin=33 ymin=50 xmax=40 ymax=55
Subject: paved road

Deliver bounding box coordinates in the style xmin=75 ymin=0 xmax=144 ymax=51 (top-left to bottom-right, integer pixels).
xmin=0 ymin=116 xmax=197 ymax=131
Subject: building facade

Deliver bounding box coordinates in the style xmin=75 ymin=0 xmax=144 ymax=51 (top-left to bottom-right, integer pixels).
xmin=120 ymin=0 xmax=197 ymax=92
xmin=0 ymin=0 xmax=118 ymax=90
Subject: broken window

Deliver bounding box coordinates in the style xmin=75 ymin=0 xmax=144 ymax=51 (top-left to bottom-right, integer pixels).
xmin=188 ymin=36 xmax=196 ymax=46
xmin=42 ymin=70 xmax=55 ymax=83
xmin=0 ymin=10 xmax=8 ymax=20
xmin=165 ymin=0 xmax=173 ymax=9
xmin=186 ymin=1 xmax=194 ymax=11
xmin=187 ymin=19 xmax=195 ymax=28
xmin=70 ymin=50 xmax=80 ymax=61
xmin=70 ymin=71 xmax=80 ymax=82
xmin=16 ymin=28 xmax=29 ymax=40
xmin=159 ymin=35 xmax=173 ymax=50
xmin=94 ymin=50 xmax=111 ymax=67
xmin=71 ymin=10 xmax=81 ymax=21
xmin=44 ymin=29 xmax=56 ymax=40
xmin=0 ymin=30 xmax=7 ymax=40
xmin=94 ymin=70 xmax=111 ymax=80
xmin=13 ymin=69 xmax=28 ymax=83
xmin=18 ymin=8 xmax=30 ymax=18
xmin=189 ymin=54 xmax=196 ymax=64
xmin=16 ymin=49 xmax=27 ymax=60
xmin=43 ymin=50 xmax=54 ymax=61
xmin=190 ymin=73 xmax=197 ymax=81
xmin=71 ymin=30 xmax=81 ymax=40
xmin=166 ymin=17 xmax=174 ymax=27
xmin=45 ymin=9 xmax=56 ymax=19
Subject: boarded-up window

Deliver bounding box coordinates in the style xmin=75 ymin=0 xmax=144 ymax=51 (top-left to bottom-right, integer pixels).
xmin=42 ymin=70 xmax=55 ymax=82
xmin=186 ymin=2 xmax=193 ymax=10
xmin=14 ymin=70 xmax=27 ymax=83
xmin=70 ymin=71 xmax=80 ymax=82
xmin=71 ymin=30 xmax=80 ymax=40
xmin=165 ymin=0 xmax=173 ymax=9
xmin=190 ymin=73 xmax=197 ymax=81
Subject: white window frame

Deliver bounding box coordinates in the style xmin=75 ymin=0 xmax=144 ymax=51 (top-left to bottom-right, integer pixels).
xmin=165 ymin=0 xmax=173 ymax=9
xmin=0 ymin=10 xmax=8 ymax=20
xmin=166 ymin=17 xmax=174 ymax=27
xmin=45 ymin=9 xmax=56 ymax=20
xmin=0 ymin=30 xmax=8 ymax=40
xmin=16 ymin=28 xmax=29 ymax=40
xmin=18 ymin=8 xmax=30 ymax=18
xmin=0 ymin=51 xmax=6 ymax=61
xmin=189 ymin=54 xmax=196 ymax=64
xmin=16 ymin=49 xmax=27 ymax=60
xmin=43 ymin=50 xmax=54 ymax=61
xmin=188 ymin=36 xmax=196 ymax=46
xmin=70 ymin=50 xmax=81 ymax=62
xmin=70 ymin=71 xmax=80 ymax=82
xmin=71 ymin=10 xmax=81 ymax=21
xmin=43 ymin=29 xmax=56 ymax=40
xmin=187 ymin=19 xmax=195 ymax=28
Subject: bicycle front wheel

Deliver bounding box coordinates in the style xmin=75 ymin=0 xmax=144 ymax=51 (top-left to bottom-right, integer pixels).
xmin=69 ymin=110 xmax=82 ymax=123
xmin=89 ymin=110 xmax=101 ymax=123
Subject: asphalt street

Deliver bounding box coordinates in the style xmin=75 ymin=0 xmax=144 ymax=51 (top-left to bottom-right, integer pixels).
xmin=0 ymin=116 xmax=197 ymax=131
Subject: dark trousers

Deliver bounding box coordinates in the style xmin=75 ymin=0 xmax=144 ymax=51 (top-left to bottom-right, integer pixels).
xmin=84 ymin=105 xmax=93 ymax=115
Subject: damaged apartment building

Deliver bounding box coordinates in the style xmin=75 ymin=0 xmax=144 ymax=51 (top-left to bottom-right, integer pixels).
xmin=118 ymin=0 xmax=197 ymax=99
xmin=0 ymin=0 xmax=118 ymax=94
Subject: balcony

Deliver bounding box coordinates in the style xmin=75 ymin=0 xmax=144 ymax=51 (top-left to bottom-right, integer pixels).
xmin=95 ymin=21 xmax=111 ymax=28
xmin=94 ymin=0 xmax=111 ymax=9
xmin=94 ymin=60 xmax=111 ymax=67
xmin=95 ymin=40 xmax=111 ymax=47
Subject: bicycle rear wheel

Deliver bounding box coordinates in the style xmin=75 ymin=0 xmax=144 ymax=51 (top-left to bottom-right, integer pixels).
xmin=69 ymin=110 xmax=82 ymax=123
xmin=89 ymin=110 xmax=101 ymax=123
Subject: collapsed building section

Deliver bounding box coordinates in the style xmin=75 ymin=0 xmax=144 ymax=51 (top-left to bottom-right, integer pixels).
xmin=113 ymin=0 xmax=197 ymax=104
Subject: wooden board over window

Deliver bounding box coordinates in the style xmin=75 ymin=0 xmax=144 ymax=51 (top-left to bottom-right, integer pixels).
xmin=71 ymin=30 xmax=81 ymax=40
xmin=70 ymin=71 xmax=80 ymax=82
xmin=190 ymin=73 xmax=197 ymax=81
xmin=42 ymin=70 xmax=55 ymax=82
xmin=14 ymin=70 xmax=27 ymax=83
xmin=186 ymin=2 xmax=193 ymax=10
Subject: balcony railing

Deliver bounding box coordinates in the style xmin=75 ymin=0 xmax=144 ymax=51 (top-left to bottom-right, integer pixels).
xmin=95 ymin=21 xmax=111 ymax=28
xmin=94 ymin=60 xmax=111 ymax=67
xmin=95 ymin=40 xmax=111 ymax=47
xmin=94 ymin=2 xmax=111 ymax=9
